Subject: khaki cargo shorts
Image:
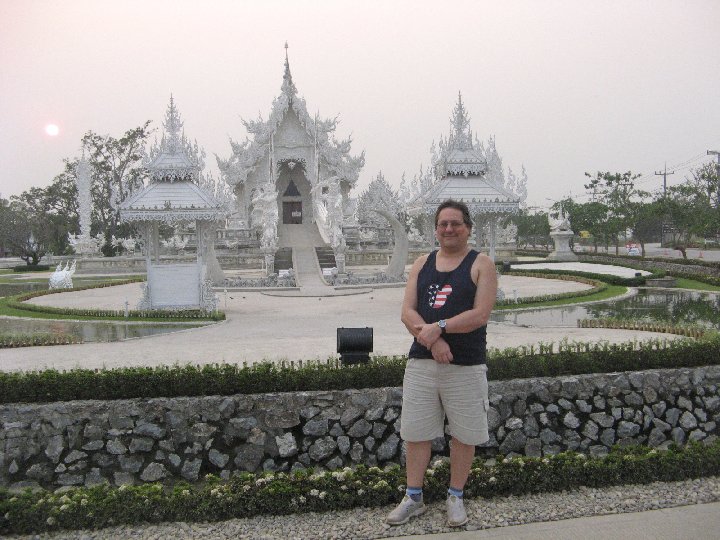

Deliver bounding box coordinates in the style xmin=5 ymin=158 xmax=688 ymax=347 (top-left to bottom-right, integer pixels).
xmin=400 ymin=358 xmax=490 ymax=446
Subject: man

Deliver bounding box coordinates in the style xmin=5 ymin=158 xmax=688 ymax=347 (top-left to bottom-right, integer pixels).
xmin=386 ymin=199 xmax=497 ymax=527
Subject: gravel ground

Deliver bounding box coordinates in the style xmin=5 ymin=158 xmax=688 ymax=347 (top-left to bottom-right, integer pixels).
xmin=7 ymin=476 xmax=720 ymax=540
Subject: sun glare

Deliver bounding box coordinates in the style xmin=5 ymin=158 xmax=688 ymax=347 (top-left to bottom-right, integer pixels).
xmin=45 ymin=124 xmax=59 ymax=136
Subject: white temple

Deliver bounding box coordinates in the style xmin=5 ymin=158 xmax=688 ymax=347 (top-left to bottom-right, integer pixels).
xmin=409 ymin=93 xmax=523 ymax=260
xmin=120 ymin=97 xmax=228 ymax=310
xmin=218 ymin=44 xmax=364 ymax=274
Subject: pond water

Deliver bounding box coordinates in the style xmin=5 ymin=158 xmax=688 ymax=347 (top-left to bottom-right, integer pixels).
xmin=491 ymin=289 xmax=720 ymax=329
xmin=0 ymin=318 xmax=209 ymax=342
xmin=0 ymin=282 xmax=47 ymax=297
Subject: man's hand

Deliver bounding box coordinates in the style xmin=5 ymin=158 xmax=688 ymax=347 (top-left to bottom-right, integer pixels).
xmin=430 ymin=338 xmax=453 ymax=364
xmin=414 ymin=323 xmax=442 ymax=349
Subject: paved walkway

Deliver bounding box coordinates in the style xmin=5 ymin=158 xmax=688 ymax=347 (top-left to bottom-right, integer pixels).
xmin=398 ymin=501 xmax=720 ymax=540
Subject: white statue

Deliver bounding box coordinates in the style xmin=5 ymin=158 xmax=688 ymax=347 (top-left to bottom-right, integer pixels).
xmin=549 ymin=212 xmax=571 ymax=232
xmin=252 ymin=184 xmax=279 ymax=252
xmin=49 ymin=260 xmax=76 ymax=289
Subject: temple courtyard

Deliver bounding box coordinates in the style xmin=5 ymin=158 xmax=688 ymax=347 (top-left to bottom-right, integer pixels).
xmin=1 ymin=265 xmax=675 ymax=372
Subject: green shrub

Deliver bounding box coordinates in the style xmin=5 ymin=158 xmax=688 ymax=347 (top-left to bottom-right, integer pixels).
xmin=0 ymin=333 xmax=81 ymax=348
xmin=1 ymin=441 xmax=718 ymax=535
xmin=12 ymin=264 xmax=50 ymax=272
xmin=1 ymin=335 xmax=718 ymax=404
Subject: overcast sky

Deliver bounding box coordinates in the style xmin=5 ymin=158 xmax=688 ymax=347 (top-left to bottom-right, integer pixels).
xmin=1 ymin=0 xmax=719 ymax=209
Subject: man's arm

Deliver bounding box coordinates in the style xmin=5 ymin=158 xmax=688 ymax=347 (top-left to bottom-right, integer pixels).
xmin=400 ymin=255 xmax=428 ymax=338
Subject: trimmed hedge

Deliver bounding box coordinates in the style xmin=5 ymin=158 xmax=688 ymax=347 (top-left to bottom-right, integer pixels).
xmin=0 ymin=333 xmax=81 ymax=348
xmin=1 ymin=335 xmax=718 ymax=404
xmin=578 ymin=318 xmax=708 ymax=338
xmin=1 ymin=441 xmax=718 ymax=535
xmin=505 ymin=266 xmax=664 ymax=287
xmin=496 ymin=274 xmax=608 ymax=307
xmin=6 ymin=278 xmax=225 ymax=321
xmin=12 ymin=264 xmax=50 ymax=272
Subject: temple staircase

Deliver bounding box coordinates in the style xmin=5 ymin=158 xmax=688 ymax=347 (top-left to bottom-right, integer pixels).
xmin=277 ymin=223 xmax=330 ymax=290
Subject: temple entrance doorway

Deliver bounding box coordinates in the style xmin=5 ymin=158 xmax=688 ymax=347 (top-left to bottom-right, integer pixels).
xmin=283 ymin=201 xmax=302 ymax=224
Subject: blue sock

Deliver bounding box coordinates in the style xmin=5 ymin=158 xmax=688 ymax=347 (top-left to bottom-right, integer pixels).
xmin=406 ymin=486 xmax=423 ymax=502
xmin=448 ymin=487 xmax=463 ymax=498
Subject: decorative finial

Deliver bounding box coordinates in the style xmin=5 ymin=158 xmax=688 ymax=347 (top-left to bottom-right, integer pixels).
xmin=281 ymin=42 xmax=297 ymax=97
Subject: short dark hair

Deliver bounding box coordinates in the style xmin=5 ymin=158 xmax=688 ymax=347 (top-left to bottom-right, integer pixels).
xmin=435 ymin=199 xmax=472 ymax=230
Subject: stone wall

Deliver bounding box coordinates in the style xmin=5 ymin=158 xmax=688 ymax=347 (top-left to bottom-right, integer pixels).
xmin=2 ymin=366 xmax=718 ymax=490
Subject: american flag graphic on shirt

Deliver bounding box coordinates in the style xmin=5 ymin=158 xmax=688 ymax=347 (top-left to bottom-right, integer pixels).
xmin=428 ymin=284 xmax=453 ymax=308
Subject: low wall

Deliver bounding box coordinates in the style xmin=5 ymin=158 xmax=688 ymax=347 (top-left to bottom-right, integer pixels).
xmin=2 ymin=366 xmax=718 ymax=490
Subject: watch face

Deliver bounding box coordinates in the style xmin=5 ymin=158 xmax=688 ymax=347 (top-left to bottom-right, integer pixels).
xmin=438 ymin=320 xmax=446 ymax=328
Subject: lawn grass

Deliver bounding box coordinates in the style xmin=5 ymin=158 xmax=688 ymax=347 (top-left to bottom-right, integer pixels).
xmin=495 ymin=284 xmax=628 ymax=310
xmin=673 ymin=277 xmax=720 ymax=292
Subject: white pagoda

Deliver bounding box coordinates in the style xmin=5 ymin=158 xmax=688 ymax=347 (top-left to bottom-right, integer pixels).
xmin=120 ymin=97 xmax=228 ymax=311
xmin=409 ymin=94 xmax=522 ymax=260
xmin=218 ymin=44 xmax=364 ymax=274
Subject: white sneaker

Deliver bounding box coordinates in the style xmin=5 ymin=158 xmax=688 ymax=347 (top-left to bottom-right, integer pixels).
xmin=386 ymin=494 xmax=426 ymax=525
xmin=446 ymin=494 xmax=468 ymax=527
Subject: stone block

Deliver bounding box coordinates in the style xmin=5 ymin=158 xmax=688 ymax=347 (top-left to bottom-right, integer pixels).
xmin=563 ymin=412 xmax=580 ymax=429
xmin=118 ymin=455 xmax=143 ymax=473
xmin=340 ymin=407 xmax=364 ymax=427
xmin=234 ymin=444 xmax=264 ymax=472
xmin=209 ymin=449 xmax=229 ymax=468
xmin=303 ymin=418 xmax=329 ymax=437
xmin=275 ymin=433 xmax=298 ymax=458
xmin=129 ymin=437 xmax=154 ymax=453
xmin=134 ymin=423 xmax=166 ymax=439
xmin=106 ymin=439 xmax=127 ymax=455
xmin=181 ymin=458 xmax=202 ymax=481
xmin=309 ymin=436 xmax=337 ymax=462
xmin=377 ymin=434 xmax=400 ymax=461
xmin=679 ymin=411 xmax=698 ymax=430
xmin=348 ymin=419 xmax=372 ymax=438
xmin=265 ymin=410 xmax=300 ymax=429
xmin=499 ymin=430 xmax=526 ymax=454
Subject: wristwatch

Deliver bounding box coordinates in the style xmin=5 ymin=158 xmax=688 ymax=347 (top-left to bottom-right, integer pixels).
xmin=437 ymin=319 xmax=447 ymax=335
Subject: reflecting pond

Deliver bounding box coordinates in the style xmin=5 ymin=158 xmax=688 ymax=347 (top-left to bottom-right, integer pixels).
xmin=0 ymin=318 xmax=210 ymax=342
xmin=491 ymin=289 xmax=720 ymax=329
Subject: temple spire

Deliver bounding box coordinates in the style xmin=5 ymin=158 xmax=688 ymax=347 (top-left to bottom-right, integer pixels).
xmin=163 ymin=94 xmax=184 ymax=154
xmin=450 ymin=91 xmax=472 ymax=150
xmin=281 ymin=41 xmax=297 ymax=97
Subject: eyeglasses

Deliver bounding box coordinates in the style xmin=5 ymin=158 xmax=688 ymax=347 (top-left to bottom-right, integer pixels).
xmin=436 ymin=221 xmax=466 ymax=229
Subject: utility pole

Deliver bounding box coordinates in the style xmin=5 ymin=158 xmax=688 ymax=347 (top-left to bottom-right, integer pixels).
xmin=708 ymin=150 xmax=720 ymax=209
xmin=655 ymin=163 xmax=675 ymax=247
xmin=654 ymin=163 xmax=675 ymax=196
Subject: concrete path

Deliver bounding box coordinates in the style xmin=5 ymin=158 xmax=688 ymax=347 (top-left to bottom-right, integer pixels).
xmin=396 ymin=501 xmax=720 ymax=540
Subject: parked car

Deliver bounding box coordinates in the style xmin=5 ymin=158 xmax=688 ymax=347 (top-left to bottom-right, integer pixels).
xmin=626 ymin=243 xmax=641 ymax=256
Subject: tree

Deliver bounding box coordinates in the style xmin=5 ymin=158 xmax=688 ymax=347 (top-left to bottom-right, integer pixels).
xmin=13 ymin=163 xmax=79 ymax=256
xmin=356 ymin=171 xmax=403 ymax=227
xmin=82 ymin=122 xmax=152 ymax=253
xmin=583 ymin=171 xmax=643 ymax=254
xmin=652 ymin=163 xmax=719 ymax=257
xmin=512 ymin=209 xmax=550 ymax=249
xmin=1 ymin=199 xmax=51 ymax=265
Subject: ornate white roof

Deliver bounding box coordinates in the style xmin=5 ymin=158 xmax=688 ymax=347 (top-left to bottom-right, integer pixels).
xmin=120 ymin=96 xmax=227 ymax=224
xmin=410 ymin=93 xmax=520 ymax=216
xmin=144 ymin=96 xmax=200 ymax=183
xmin=218 ymin=44 xmax=364 ymax=188
xmin=120 ymin=181 xmax=227 ymax=223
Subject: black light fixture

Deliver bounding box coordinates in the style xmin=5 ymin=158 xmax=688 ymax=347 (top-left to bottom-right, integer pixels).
xmin=337 ymin=327 xmax=373 ymax=365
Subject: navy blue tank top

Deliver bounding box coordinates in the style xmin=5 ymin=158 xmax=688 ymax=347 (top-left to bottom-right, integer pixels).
xmin=408 ymin=249 xmax=487 ymax=365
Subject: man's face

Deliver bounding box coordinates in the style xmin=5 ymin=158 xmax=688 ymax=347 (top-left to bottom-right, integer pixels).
xmin=435 ymin=208 xmax=470 ymax=249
